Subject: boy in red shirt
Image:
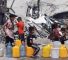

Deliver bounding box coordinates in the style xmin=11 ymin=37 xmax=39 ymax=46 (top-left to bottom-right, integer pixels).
xmin=16 ymin=17 xmax=25 ymax=43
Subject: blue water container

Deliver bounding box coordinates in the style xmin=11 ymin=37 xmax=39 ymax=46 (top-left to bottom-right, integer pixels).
xmin=6 ymin=42 xmax=12 ymax=57
xmin=20 ymin=44 xmax=25 ymax=57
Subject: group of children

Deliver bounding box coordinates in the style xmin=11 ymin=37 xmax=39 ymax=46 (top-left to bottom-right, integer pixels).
xmin=3 ymin=14 xmax=40 ymax=58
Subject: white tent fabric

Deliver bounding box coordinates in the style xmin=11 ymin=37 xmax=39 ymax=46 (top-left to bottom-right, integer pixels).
xmin=34 ymin=16 xmax=47 ymax=23
xmin=26 ymin=16 xmax=47 ymax=24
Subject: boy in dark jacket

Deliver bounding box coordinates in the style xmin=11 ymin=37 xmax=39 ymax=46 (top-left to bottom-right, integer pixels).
xmin=27 ymin=26 xmax=40 ymax=58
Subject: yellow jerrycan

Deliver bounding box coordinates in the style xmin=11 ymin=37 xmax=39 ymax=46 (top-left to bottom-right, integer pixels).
xmin=15 ymin=39 xmax=21 ymax=46
xmin=26 ymin=46 xmax=34 ymax=57
xmin=12 ymin=46 xmax=20 ymax=58
xmin=59 ymin=45 xmax=68 ymax=58
xmin=42 ymin=44 xmax=52 ymax=58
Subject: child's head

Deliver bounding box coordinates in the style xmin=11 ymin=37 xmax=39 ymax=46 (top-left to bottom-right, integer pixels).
xmin=29 ymin=26 xmax=35 ymax=34
xmin=17 ymin=17 xmax=22 ymax=22
xmin=52 ymin=23 xmax=60 ymax=29
xmin=9 ymin=14 xmax=17 ymax=21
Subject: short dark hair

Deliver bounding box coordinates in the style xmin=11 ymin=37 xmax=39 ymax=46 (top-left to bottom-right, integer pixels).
xmin=17 ymin=17 xmax=22 ymax=21
xmin=9 ymin=14 xmax=17 ymax=18
xmin=29 ymin=26 xmax=35 ymax=32
xmin=17 ymin=17 xmax=22 ymax=20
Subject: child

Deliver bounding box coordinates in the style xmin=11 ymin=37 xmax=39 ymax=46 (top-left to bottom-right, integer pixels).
xmin=16 ymin=17 xmax=25 ymax=44
xmin=27 ymin=26 xmax=40 ymax=58
xmin=3 ymin=14 xmax=17 ymax=46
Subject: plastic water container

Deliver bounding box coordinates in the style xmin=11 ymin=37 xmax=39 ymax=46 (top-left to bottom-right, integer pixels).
xmin=26 ymin=46 xmax=34 ymax=57
xmin=42 ymin=44 xmax=52 ymax=58
xmin=51 ymin=47 xmax=59 ymax=58
xmin=0 ymin=48 xmax=4 ymax=57
xmin=12 ymin=46 xmax=20 ymax=58
xmin=59 ymin=45 xmax=68 ymax=58
xmin=20 ymin=44 xmax=25 ymax=57
xmin=6 ymin=42 xmax=12 ymax=57
xmin=53 ymin=41 xmax=61 ymax=48
xmin=15 ymin=39 xmax=21 ymax=46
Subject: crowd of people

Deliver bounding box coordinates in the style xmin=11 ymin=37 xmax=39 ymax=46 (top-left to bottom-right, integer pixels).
xmin=2 ymin=14 xmax=68 ymax=58
xmin=3 ymin=14 xmax=40 ymax=58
